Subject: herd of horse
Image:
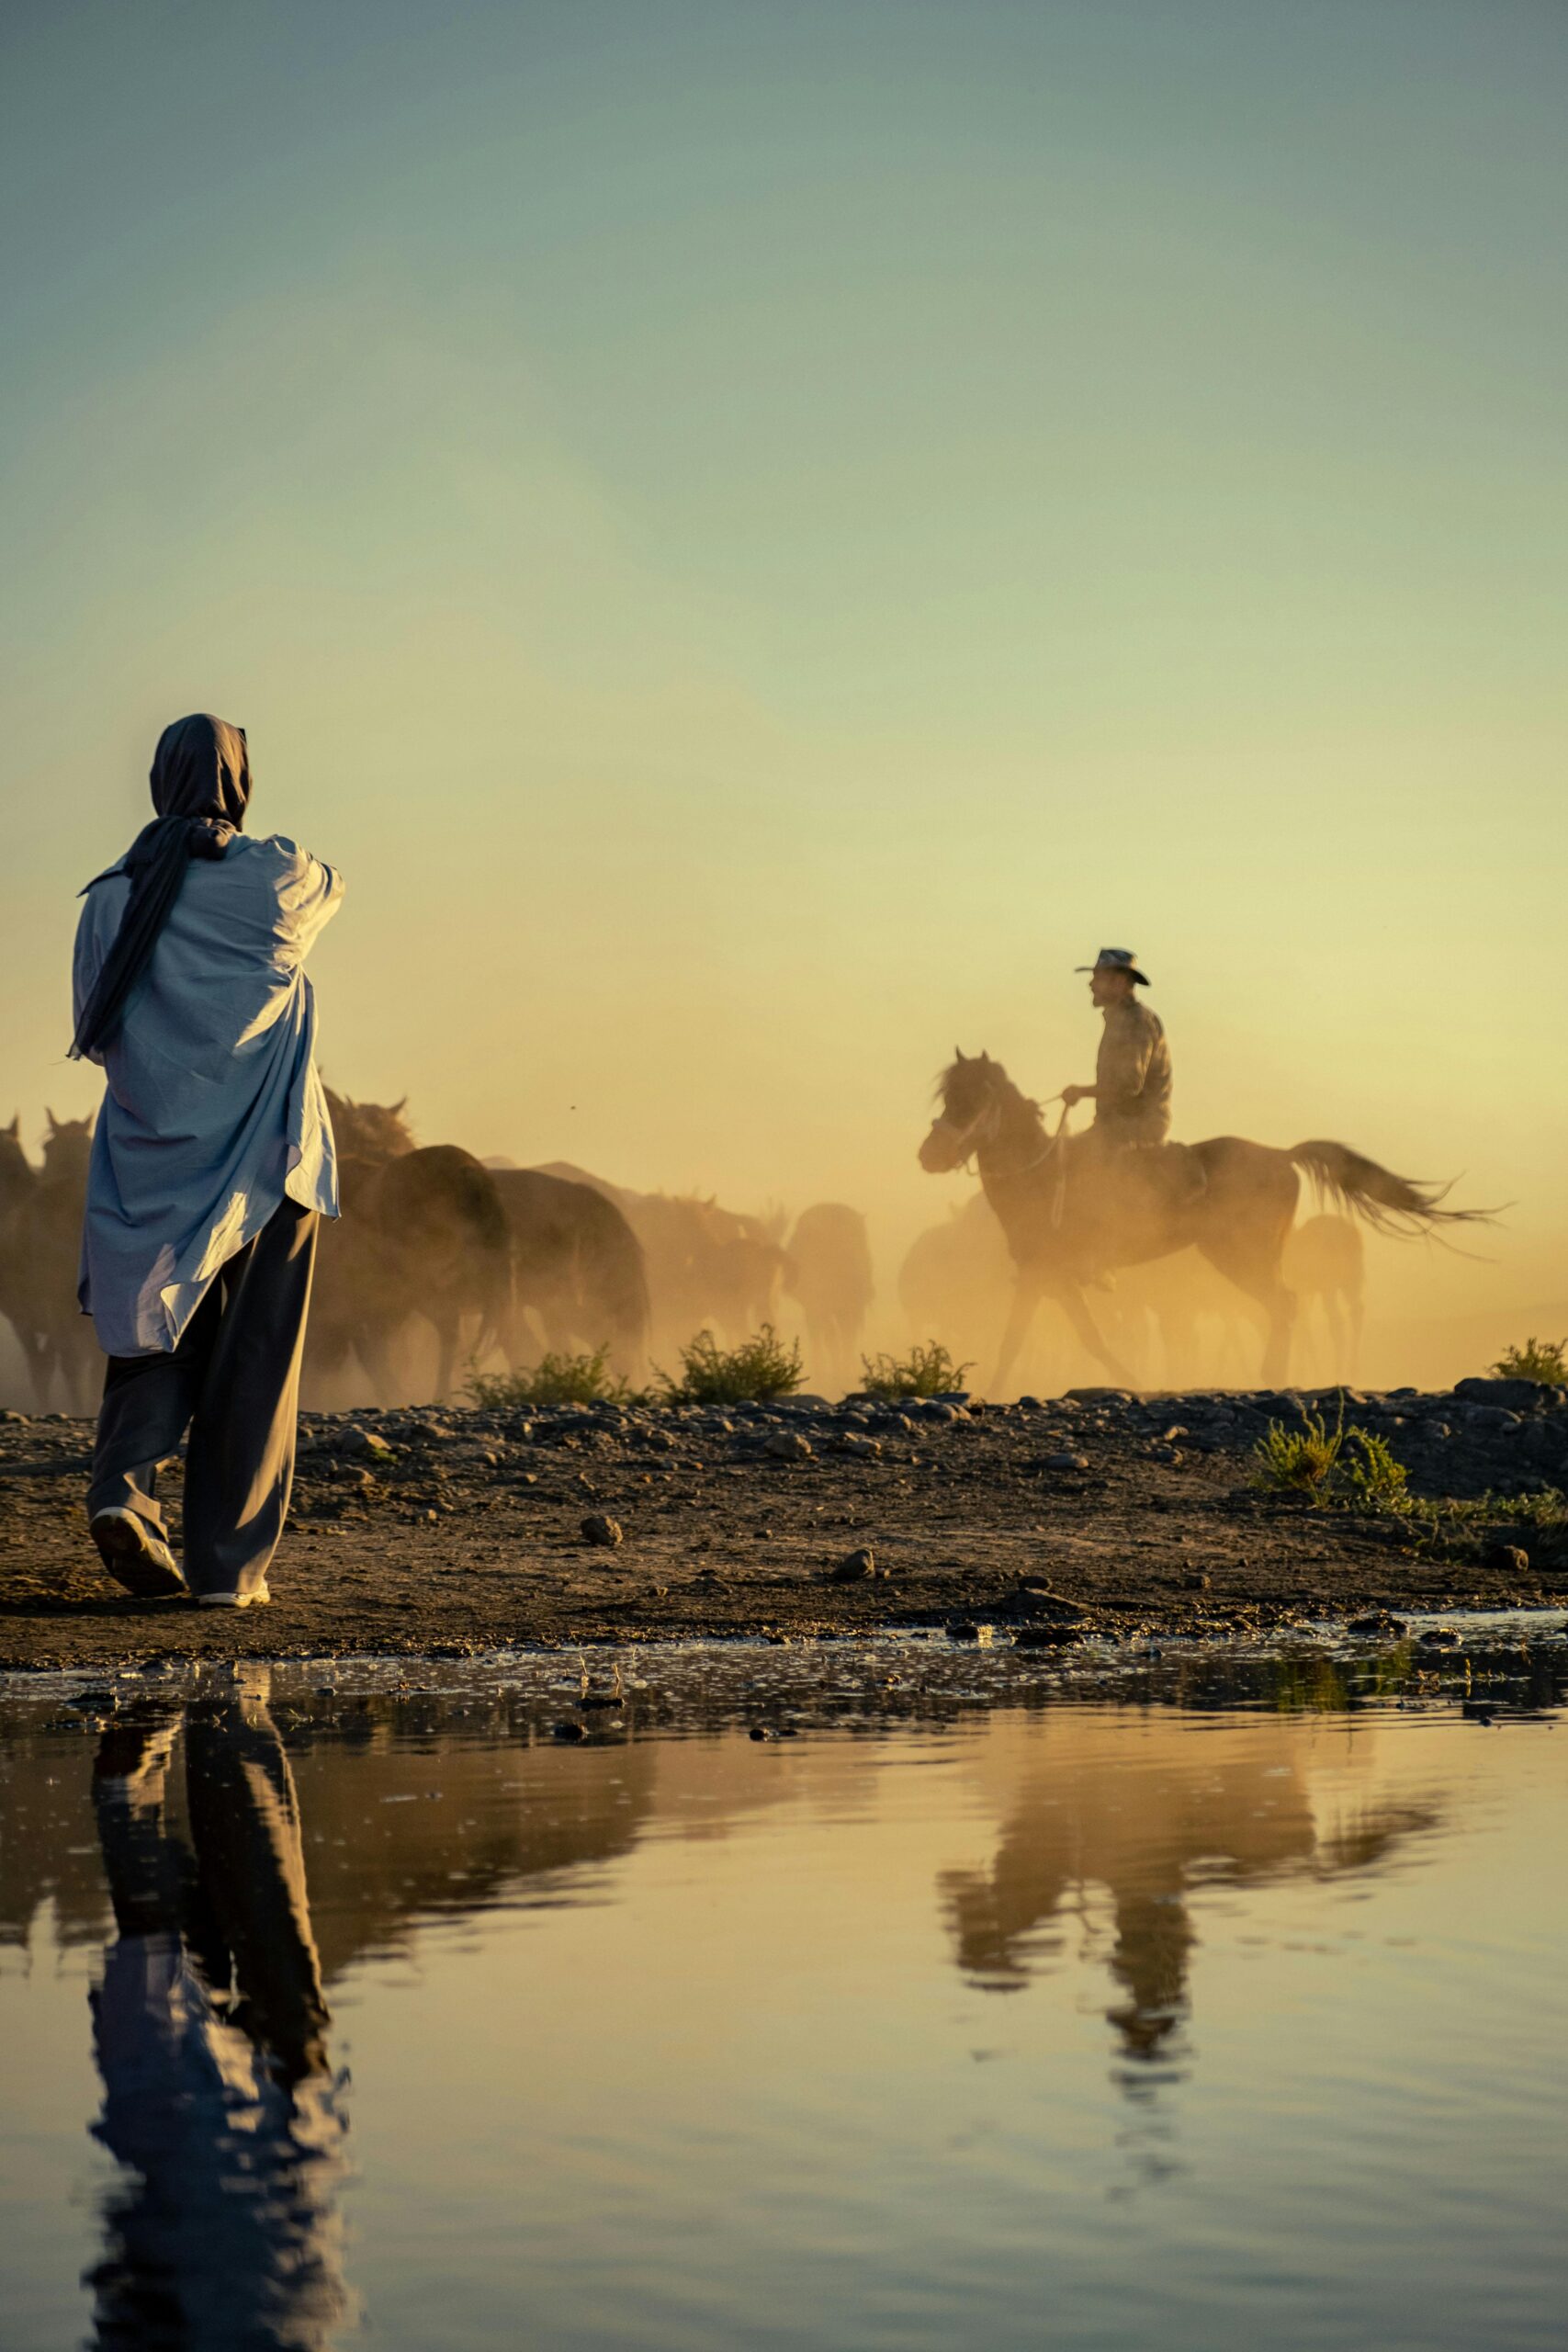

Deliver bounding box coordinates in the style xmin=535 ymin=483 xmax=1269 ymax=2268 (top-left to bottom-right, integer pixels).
xmin=0 ymin=1057 xmax=1479 ymax=1413
xmin=0 ymin=1094 xmax=877 ymax=1413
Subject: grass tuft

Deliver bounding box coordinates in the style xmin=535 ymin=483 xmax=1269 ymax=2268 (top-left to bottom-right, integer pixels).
xmin=466 ymin=1346 xmax=633 ymax=1409
xmin=1490 ymin=1336 xmax=1568 ymax=1385
xmin=659 ymin=1326 xmax=805 ymax=1406
xmin=859 ymin=1340 xmax=972 ymax=1400
xmin=1252 ymin=1405 xmax=1346 ymax=1495
xmin=1252 ymin=1403 xmax=1414 ymax=1515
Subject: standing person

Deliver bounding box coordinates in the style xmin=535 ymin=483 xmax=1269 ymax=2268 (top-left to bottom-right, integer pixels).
xmin=1061 ymin=947 xmax=1171 ymax=1146
xmin=71 ymin=714 xmax=343 ymax=1607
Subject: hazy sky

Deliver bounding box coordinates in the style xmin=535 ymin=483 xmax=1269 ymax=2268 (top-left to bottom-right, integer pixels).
xmin=3 ymin=0 xmax=1564 ymax=1327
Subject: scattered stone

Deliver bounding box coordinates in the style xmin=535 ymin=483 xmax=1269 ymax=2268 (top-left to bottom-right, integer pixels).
xmin=581 ymin=1515 xmax=624 ymax=1549
xmin=1011 ymin=1623 xmax=1088 ymax=1648
xmin=829 ymin=1546 xmax=878 ymax=1583
xmin=1348 ymin=1611 xmax=1409 ymax=1635
xmin=1453 ymin=1377 xmax=1554 ymax=1411
xmin=551 ymin=1721 xmax=587 ymax=1742
xmin=766 ymin=1430 xmax=815 ymax=1462
xmin=1483 ymin=1541 xmax=1530 ymax=1575
xmin=1417 ymin=1626 xmax=1461 ymax=1648
xmin=1181 ymin=1570 xmax=1211 ymax=1591
xmin=338 ymin=1425 xmax=396 ymax=1464
xmin=1043 ymin=1451 xmax=1090 ymax=1473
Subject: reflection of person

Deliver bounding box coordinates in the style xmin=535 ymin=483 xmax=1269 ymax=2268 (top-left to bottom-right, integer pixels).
xmin=86 ymin=1682 xmax=351 ymax=2350
xmin=72 ymin=716 xmax=343 ymax=1607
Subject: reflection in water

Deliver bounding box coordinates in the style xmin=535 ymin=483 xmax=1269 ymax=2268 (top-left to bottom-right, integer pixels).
xmin=941 ymin=1724 xmax=1438 ymax=2072
xmin=85 ymin=1675 xmax=350 ymax=2351
xmin=1 ymin=1654 xmax=1559 ymax=2352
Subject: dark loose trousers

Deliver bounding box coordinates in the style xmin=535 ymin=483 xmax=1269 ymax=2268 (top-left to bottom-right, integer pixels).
xmin=88 ymin=1201 xmax=318 ymax=1599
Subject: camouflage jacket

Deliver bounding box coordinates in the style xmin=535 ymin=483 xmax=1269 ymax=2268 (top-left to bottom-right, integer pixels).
xmin=1094 ymin=998 xmax=1171 ymax=1144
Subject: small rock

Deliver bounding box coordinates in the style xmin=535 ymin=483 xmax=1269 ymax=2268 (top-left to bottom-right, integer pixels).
xmin=1483 ymin=1541 xmax=1530 ymax=1574
xmin=766 ymin=1430 xmax=815 ymax=1461
xmin=1418 ymin=1626 xmax=1461 ymax=1648
xmin=829 ymin=1546 xmax=877 ymax=1583
xmin=1453 ymin=1377 xmax=1552 ymax=1412
xmin=339 ymin=1424 xmax=396 ymax=1463
xmin=1348 ymin=1611 xmax=1408 ymax=1635
xmin=581 ymin=1514 xmax=624 ymax=1548
xmin=1011 ymin=1623 xmax=1087 ymax=1648
xmin=551 ymin=1721 xmax=587 ymax=1742
xmin=1043 ymin=1451 xmax=1090 ymax=1473
xmin=1181 ymin=1570 xmax=1211 ymax=1591
xmin=749 ymin=1726 xmax=777 ymax=1741
xmin=950 ymin=1622 xmax=994 ymax=1645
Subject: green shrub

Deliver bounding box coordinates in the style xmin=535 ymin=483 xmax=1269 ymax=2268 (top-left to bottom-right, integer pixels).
xmin=859 ymin=1340 xmax=972 ymax=1400
xmin=1253 ymin=1407 xmax=1414 ymax=1516
xmin=466 ymin=1346 xmax=634 ymax=1408
xmin=1339 ymin=1429 xmax=1415 ymax=1515
xmin=1253 ymin=1406 xmax=1345 ymax=1495
xmin=659 ymin=1325 xmax=804 ymax=1406
xmin=1490 ymin=1337 xmax=1568 ymax=1385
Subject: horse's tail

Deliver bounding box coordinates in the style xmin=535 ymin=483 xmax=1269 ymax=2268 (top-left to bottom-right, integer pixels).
xmin=1287 ymin=1141 xmax=1494 ymax=1239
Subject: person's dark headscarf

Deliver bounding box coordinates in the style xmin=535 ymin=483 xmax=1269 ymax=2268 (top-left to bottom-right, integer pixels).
xmin=69 ymin=715 xmax=251 ymax=1060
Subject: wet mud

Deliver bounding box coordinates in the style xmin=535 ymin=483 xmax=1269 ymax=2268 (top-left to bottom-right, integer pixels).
xmin=2 ymin=1380 xmax=1565 ymax=1673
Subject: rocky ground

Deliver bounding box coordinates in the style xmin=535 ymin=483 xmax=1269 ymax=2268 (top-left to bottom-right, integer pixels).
xmin=2 ymin=1378 xmax=1565 ymax=1672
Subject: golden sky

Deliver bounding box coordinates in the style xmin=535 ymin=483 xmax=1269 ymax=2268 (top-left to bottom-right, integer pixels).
xmin=3 ymin=0 xmax=1564 ymax=1345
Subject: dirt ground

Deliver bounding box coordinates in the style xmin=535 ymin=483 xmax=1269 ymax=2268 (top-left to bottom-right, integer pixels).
xmin=3 ymin=1380 xmax=1565 ymax=1673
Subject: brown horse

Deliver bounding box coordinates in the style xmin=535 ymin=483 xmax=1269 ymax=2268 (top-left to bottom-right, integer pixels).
xmin=488 ymin=1170 xmax=649 ymax=1377
xmin=0 ymin=1114 xmax=42 ymax=1404
xmin=2 ymin=1114 xmax=102 ymax=1411
xmin=919 ymin=1052 xmax=1483 ymax=1392
xmin=311 ymin=1092 xmax=511 ymax=1400
xmin=784 ymin=1204 xmax=874 ymax=1395
xmin=1284 ymin=1213 xmax=1367 ymax=1382
xmin=536 ymin=1165 xmax=788 ymax=1359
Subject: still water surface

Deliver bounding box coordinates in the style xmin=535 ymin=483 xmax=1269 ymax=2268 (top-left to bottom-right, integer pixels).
xmin=2 ymin=1650 xmax=1564 ymax=2350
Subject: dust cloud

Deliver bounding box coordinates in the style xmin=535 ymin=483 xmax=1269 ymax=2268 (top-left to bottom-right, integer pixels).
xmin=3 ymin=1077 xmax=1561 ymax=1413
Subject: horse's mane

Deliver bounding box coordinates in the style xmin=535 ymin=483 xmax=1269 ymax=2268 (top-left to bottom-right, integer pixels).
xmin=936 ymin=1053 xmax=1049 ymax=1132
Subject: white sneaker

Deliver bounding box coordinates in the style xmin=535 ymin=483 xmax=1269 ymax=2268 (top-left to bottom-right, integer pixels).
xmin=197 ymin=1582 xmax=272 ymax=1609
xmin=89 ymin=1509 xmax=188 ymax=1600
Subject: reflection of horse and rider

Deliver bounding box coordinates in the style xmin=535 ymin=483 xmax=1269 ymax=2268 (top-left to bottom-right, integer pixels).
xmin=940 ymin=1713 xmax=1438 ymax=2075
xmin=920 ymin=945 xmax=1485 ymax=1393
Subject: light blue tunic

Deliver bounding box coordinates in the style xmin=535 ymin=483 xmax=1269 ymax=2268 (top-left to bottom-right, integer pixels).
xmin=73 ymin=834 xmax=344 ymax=1357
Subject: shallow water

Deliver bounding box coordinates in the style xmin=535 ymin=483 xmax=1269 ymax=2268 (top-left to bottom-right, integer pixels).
xmin=2 ymin=1644 xmax=1565 ymax=2351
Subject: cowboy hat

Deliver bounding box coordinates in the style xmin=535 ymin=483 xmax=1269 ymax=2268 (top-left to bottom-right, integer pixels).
xmin=1075 ymin=946 xmax=1151 ymax=986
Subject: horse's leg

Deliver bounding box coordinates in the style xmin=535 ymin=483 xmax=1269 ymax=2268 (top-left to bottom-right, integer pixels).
xmin=354 ymin=1319 xmax=401 ymax=1406
xmin=1052 ymin=1282 xmax=1136 ymax=1388
xmin=20 ymin=1333 xmax=52 ymax=1414
xmin=1199 ymin=1239 xmax=1296 ymax=1387
xmin=989 ymin=1273 xmax=1045 ymax=1396
xmin=1322 ymin=1288 xmax=1347 ymax=1380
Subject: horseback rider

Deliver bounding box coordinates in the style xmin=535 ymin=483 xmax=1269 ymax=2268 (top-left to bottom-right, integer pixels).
xmin=1061 ymin=948 xmax=1171 ymax=1146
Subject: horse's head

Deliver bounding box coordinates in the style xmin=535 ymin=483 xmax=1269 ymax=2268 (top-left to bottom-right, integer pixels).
xmin=919 ymin=1050 xmax=1007 ymax=1172
xmin=41 ymin=1110 xmax=95 ymax=1181
xmin=325 ymin=1089 xmax=417 ymax=1161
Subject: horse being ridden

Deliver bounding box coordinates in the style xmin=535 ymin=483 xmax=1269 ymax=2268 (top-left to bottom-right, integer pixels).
xmin=919 ymin=1051 xmax=1483 ymax=1392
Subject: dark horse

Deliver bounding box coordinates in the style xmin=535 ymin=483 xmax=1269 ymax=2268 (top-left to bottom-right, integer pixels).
xmin=919 ymin=1052 xmax=1484 ymax=1391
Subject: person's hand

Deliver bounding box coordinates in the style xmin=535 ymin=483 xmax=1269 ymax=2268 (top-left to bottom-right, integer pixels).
xmin=1061 ymin=1084 xmax=1088 ymax=1108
